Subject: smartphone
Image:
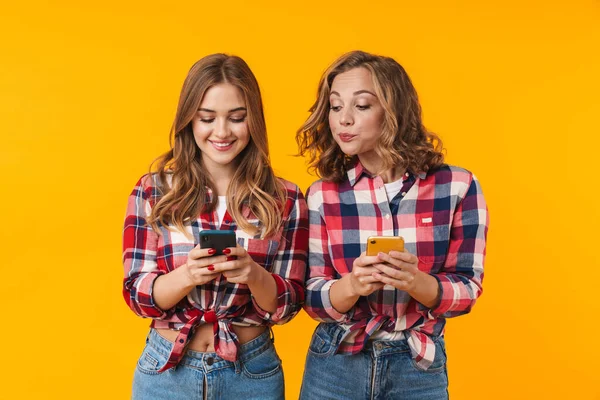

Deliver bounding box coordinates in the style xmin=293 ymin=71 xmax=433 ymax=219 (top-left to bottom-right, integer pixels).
xmin=366 ymin=236 xmax=405 ymax=256
xmin=199 ymin=230 xmax=237 ymax=256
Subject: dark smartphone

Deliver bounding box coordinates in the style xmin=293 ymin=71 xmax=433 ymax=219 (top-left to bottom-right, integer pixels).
xmin=199 ymin=230 xmax=237 ymax=256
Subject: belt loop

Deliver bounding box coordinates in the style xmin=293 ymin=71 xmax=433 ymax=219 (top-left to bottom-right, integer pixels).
xmin=234 ymin=359 xmax=241 ymax=374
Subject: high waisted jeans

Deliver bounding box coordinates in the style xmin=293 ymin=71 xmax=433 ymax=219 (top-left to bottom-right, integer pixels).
xmin=300 ymin=323 xmax=448 ymax=400
xmin=132 ymin=328 xmax=284 ymax=400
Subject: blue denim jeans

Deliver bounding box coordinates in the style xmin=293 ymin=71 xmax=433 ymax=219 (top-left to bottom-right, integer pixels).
xmin=132 ymin=328 xmax=284 ymax=400
xmin=300 ymin=323 xmax=449 ymax=400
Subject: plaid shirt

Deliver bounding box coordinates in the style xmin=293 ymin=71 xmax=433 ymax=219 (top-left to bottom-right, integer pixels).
xmin=304 ymin=160 xmax=488 ymax=370
xmin=123 ymin=174 xmax=308 ymax=372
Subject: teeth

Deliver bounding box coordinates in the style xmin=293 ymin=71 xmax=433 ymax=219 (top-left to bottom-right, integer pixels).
xmin=212 ymin=142 xmax=232 ymax=147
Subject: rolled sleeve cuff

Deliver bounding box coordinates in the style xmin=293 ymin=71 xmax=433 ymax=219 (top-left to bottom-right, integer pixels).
xmin=131 ymin=271 xmax=169 ymax=319
xmin=252 ymin=273 xmax=302 ymax=324
xmin=416 ymin=275 xmax=450 ymax=320
xmin=319 ymin=279 xmax=355 ymax=323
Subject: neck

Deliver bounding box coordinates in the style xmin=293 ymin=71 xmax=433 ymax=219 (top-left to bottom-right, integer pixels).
xmin=203 ymin=160 xmax=237 ymax=196
xmin=359 ymin=155 xmax=403 ymax=184
xmin=379 ymin=167 xmax=404 ymax=184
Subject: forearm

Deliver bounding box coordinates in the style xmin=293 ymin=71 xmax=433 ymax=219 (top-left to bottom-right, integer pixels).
xmin=248 ymin=265 xmax=278 ymax=314
xmin=408 ymin=271 xmax=440 ymax=309
xmin=329 ymin=274 xmax=360 ymax=314
xmin=152 ymin=266 xmax=195 ymax=311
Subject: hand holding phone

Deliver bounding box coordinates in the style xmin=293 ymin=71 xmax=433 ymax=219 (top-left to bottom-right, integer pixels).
xmin=199 ymin=230 xmax=237 ymax=256
xmin=182 ymin=230 xmax=237 ymax=287
xmin=199 ymin=230 xmax=259 ymax=286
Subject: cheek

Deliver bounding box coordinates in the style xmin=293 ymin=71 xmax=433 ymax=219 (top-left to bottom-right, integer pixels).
xmin=233 ymin=123 xmax=250 ymax=143
xmin=192 ymin=121 xmax=211 ymax=139
xmin=364 ymin=113 xmax=384 ymax=135
xmin=328 ymin=112 xmax=336 ymax=131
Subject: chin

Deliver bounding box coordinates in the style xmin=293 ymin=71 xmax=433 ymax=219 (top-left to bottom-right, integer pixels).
xmin=336 ymin=144 xmax=359 ymax=156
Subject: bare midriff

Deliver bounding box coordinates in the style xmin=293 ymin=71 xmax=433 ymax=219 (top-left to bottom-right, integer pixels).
xmin=155 ymin=324 xmax=266 ymax=352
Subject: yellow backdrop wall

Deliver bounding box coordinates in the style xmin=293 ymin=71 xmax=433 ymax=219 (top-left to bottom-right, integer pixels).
xmin=1 ymin=1 xmax=598 ymax=399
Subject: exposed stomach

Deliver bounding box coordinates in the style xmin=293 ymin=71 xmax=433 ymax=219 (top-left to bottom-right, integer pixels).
xmin=155 ymin=324 xmax=266 ymax=352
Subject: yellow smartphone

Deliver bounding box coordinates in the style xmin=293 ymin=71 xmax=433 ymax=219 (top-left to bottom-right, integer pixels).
xmin=366 ymin=236 xmax=405 ymax=256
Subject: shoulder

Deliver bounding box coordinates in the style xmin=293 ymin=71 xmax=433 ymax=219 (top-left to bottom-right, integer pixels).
xmin=426 ymin=164 xmax=472 ymax=181
xmin=131 ymin=172 xmax=171 ymax=201
xmin=276 ymin=177 xmax=304 ymax=200
xmin=305 ymin=178 xmax=342 ymax=197
xmin=423 ymin=164 xmax=481 ymax=198
xmin=276 ymin=177 xmax=301 ymax=193
xmin=304 ymin=178 xmax=344 ymax=212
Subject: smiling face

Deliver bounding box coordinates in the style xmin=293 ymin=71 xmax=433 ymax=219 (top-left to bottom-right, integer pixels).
xmin=192 ymin=83 xmax=250 ymax=177
xmin=328 ymin=67 xmax=386 ymax=170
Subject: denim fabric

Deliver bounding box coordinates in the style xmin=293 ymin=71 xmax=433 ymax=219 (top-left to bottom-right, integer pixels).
xmin=300 ymin=323 xmax=448 ymax=400
xmin=132 ymin=329 xmax=284 ymax=399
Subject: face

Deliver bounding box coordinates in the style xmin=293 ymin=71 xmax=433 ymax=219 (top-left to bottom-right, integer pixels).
xmin=192 ymin=83 xmax=250 ymax=175
xmin=328 ymin=67 xmax=385 ymax=165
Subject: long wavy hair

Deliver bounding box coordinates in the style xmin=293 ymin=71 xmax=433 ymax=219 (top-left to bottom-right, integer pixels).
xmin=296 ymin=50 xmax=444 ymax=182
xmin=148 ymin=54 xmax=285 ymax=238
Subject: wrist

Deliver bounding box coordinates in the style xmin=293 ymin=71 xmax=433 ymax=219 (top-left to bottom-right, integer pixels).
xmin=175 ymin=263 xmax=196 ymax=291
xmin=247 ymin=261 xmax=267 ymax=288
xmin=408 ymin=271 xmax=439 ymax=308
xmin=340 ymin=274 xmax=360 ymax=298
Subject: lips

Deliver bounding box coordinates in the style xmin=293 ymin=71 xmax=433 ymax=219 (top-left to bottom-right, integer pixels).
xmin=209 ymin=140 xmax=235 ymax=151
xmin=338 ymin=133 xmax=356 ymax=142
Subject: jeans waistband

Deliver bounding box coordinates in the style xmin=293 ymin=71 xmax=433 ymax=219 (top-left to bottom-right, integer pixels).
xmin=146 ymin=328 xmax=273 ymax=371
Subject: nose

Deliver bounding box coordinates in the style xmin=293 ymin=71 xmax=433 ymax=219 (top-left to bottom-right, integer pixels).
xmin=339 ymin=108 xmax=354 ymax=126
xmin=213 ymin=118 xmax=229 ymax=138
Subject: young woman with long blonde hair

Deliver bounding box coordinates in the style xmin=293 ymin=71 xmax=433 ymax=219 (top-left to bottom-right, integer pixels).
xmin=122 ymin=53 xmax=308 ymax=399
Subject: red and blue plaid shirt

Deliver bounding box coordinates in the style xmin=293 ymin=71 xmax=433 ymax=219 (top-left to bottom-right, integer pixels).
xmin=122 ymin=174 xmax=308 ymax=371
xmin=304 ymin=160 xmax=488 ymax=370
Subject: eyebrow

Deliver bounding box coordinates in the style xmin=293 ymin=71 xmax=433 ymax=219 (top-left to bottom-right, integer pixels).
xmin=198 ymin=107 xmax=247 ymax=113
xmin=330 ymin=90 xmax=377 ymax=97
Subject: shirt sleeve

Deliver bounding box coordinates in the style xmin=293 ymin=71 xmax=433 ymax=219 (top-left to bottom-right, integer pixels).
xmin=122 ymin=175 xmax=175 ymax=320
xmin=417 ymin=173 xmax=488 ymax=320
xmin=252 ymin=184 xmax=309 ymax=324
xmin=303 ymin=185 xmax=357 ymax=323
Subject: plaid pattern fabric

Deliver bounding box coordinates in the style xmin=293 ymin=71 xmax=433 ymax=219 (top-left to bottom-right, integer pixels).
xmin=123 ymin=174 xmax=308 ymax=371
xmin=304 ymin=160 xmax=488 ymax=370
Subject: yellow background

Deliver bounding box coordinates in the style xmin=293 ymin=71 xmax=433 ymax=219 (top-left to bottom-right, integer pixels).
xmin=1 ymin=0 xmax=598 ymax=399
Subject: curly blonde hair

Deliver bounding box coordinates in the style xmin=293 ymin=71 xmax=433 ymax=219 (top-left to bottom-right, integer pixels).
xmin=297 ymin=50 xmax=444 ymax=182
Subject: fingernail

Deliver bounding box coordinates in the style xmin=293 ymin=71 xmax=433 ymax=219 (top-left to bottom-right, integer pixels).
xmin=207 ymin=265 xmax=215 ymax=271
xmin=208 ymin=248 xmax=216 ymax=255
xmin=222 ymin=248 xmax=231 ymax=255
xmin=226 ymin=256 xmax=236 ymax=261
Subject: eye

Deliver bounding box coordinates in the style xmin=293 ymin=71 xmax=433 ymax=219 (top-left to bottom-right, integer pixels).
xmin=200 ymin=118 xmax=214 ymax=123
xmin=229 ymin=116 xmax=246 ymax=123
xmin=330 ymin=106 xmax=342 ymax=112
xmin=356 ymin=105 xmax=371 ymax=110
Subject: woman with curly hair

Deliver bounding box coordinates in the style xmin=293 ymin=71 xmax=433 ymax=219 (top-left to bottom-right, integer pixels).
xmin=297 ymin=50 xmax=489 ymax=399
xmin=122 ymin=53 xmax=308 ymax=399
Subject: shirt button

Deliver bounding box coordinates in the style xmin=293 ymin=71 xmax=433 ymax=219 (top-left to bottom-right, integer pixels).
xmin=179 ymin=339 xmax=184 ymax=343
xmin=405 ymin=172 xmax=409 ymax=177
xmin=224 ymin=220 xmax=231 ymax=224
xmin=206 ymin=357 xmax=215 ymax=366
xmin=385 ymin=214 xmax=391 ymax=219
xmin=401 ymin=192 xmax=406 ymax=196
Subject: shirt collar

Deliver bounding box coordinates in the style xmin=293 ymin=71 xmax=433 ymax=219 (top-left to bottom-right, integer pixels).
xmin=346 ymin=159 xmax=426 ymax=187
